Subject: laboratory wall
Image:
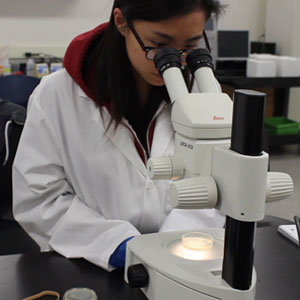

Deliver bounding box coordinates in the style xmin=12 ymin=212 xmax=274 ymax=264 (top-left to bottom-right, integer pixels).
xmin=289 ymin=3 xmax=300 ymax=122
xmin=265 ymin=0 xmax=300 ymax=121
xmin=218 ymin=0 xmax=267 ymax=41
xmin=1 ymin=0 xmax=267 ymax=57
xmin=1 ymin=0 xmax=299 ymax=120
xmin=0 ymin=0 xmax=113 ymax=57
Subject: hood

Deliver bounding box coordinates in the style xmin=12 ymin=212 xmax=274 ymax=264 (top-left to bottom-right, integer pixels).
xmin=63 ymin=23 xmax=109 ymax=101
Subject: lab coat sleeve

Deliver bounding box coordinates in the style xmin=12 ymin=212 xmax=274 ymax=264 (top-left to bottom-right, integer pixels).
xmin=159 ymin=209 xmax=225 ymax=232
xmin=12 ymin=86 xmax=140 ymax=271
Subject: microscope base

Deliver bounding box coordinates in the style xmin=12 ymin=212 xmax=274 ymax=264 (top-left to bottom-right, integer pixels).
xmin=124 ymin=229 xmax=256 ymax=300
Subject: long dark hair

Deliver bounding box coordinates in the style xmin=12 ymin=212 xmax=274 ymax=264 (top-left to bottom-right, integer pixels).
xmin=84 ymin=0 xmax=223 ymax=129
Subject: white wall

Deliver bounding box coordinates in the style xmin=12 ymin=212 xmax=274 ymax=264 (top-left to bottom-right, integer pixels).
xmin=0 ymin=0 xmax=113 ymax=57
xmin=265 ymin=0 xmax=296 ymax=55
xmin=265 ymin=0 xmax=300 ymax=121
xmin=289 ymin=2 xmax=300 ymax=122
xmin=1 ymin=0 xmax=267 ymax=58
xmin=218 ymin=0 xmax=267 ymax=41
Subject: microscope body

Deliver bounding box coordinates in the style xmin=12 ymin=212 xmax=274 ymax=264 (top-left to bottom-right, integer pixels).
xmin=125 ymin=49 xmax=293 ymax=299
xmin=172 ymin=92 xmax=232 ymax=178
xmin=171 ymin=94 xmax=268 ymax=221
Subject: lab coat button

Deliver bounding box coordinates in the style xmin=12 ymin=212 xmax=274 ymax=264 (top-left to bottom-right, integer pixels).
xmin=147 ymin=181 xmax=154 ymax=190
xmin=127 ymin=264 xmax=149 ymax=288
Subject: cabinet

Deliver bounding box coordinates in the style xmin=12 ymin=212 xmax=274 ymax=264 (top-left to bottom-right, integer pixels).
xmin=217 ymin=76 xmax=300 ymax=147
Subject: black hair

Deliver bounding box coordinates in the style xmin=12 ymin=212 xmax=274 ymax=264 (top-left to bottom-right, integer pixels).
xmin=115 ymin=0 xmax=221 ymax=23
xmin=83 ymin=0 xmax=223 ymax=133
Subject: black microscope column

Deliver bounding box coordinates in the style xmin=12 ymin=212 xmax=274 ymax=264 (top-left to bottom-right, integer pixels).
xmin=222 ymin=89 xmax=266 ymax=290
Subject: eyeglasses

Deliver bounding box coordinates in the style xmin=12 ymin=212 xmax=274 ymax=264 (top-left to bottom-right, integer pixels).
xmin=127 ymin=22 xmax=211 ymax=62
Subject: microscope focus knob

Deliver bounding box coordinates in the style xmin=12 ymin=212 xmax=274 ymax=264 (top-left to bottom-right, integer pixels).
xmin=147 ymin=157 xmax=172 ymax=180
xmin=147 ymin=156 xmax=184 ymax=180
xmin=266 ymin=172 xmax=294 ymax=203
xmin=127 ymin=264 xmax=149 ymax=288
xmin=170 ymin=176 xmax=218 ymax=209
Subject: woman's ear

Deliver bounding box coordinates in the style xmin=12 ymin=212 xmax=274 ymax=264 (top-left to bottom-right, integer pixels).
xmin=113 ymin=8 xmax=127 ymax=36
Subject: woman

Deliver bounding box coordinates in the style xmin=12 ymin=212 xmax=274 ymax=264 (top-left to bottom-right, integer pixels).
xmin=13 ymin=0 xmax=225 ymax=271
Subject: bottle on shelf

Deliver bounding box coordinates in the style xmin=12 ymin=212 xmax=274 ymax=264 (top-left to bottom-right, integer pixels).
xmin=0 ymin=57 xmax=11 ymax=76
xmin=0 ymin=43 xmax=12 ymax=76
xmin=25 ymin=53 xmax=35 ymax=77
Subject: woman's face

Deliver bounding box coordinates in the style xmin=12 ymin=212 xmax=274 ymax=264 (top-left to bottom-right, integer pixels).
xmin=114 ymin=8 xmax=207 ymax=88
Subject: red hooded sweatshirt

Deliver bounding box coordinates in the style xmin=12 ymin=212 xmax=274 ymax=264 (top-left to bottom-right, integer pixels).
xmin=63 ymin=23 xmax=156 ymax=164
xmin=64 ymin=23 xmax=108 ymax=102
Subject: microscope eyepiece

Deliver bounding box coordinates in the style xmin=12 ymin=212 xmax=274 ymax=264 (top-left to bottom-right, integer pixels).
xmin=186 ymin=49 xmax=218 ymax=93
xmin=186 ymin=49 xmax=213 ymax=75
xmin=154 ymin=48 xmax=181 ymax=75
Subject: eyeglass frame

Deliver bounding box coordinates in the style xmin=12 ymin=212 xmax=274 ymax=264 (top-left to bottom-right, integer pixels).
xmin=126 ymin=21 xmax=211 ymax=61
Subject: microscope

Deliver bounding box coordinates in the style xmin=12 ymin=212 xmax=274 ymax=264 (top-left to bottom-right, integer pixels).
xmin=124 ymin=48 xmax=294 ymax=300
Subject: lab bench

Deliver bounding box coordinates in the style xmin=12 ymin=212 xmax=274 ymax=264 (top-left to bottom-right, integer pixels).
xmin=0 ymin=216 xmax=299 ymax=300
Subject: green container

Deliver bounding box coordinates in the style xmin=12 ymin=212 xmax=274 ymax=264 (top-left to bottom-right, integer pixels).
xmin=264 ymin=116 xmax=299 ymax=136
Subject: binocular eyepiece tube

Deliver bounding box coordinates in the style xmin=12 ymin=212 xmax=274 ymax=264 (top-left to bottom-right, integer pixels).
xmin=153 ymin=48 xmax=219 ymax=98
xmin=186 ymin=49 xmax=220 ymax=93
xmin=154 ymin=48 xmax=188 ymax=103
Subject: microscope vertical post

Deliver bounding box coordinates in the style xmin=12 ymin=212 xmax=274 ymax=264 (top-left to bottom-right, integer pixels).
xmin=222 ymin=90 xmax=266 ymax=290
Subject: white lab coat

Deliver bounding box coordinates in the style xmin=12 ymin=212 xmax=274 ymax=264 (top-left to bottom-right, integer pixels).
xmin=13 ymin=69 xmax=224 ymax=271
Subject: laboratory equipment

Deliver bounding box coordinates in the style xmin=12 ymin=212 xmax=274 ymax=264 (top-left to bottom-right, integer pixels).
xmin=277 ymin=215 xmax=300 ymax=247
xmin=0 ymin=43 xmax=13 ymax=76
xmin=125 ymin=48 xmax=293 ymax=299
xmin=25 ymin=53 xmax=35 ymax=77
xmin=277 ymin=224 xmax=299 ymax=246
xmin=63 ymin=288 xmax=97 ymax=300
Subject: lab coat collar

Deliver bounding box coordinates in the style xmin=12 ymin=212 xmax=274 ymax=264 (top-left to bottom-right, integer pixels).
xmin=92 ymin=106 xmax=148 ymax=176
xmin=78 ymin=86 xmax=89 ymax=99
xmin=80 ymin=85 xmax=174 ymax=175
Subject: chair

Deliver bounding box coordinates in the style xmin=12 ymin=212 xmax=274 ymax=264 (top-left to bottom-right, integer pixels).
xmin=0 ymin=74 xmax=40 ymax=108
xmin=0 ymin=100 xmax=26 ymax=219
xmin=0 ymin=74 xmax=39 ymax=220
xmin=0 ymin=98 xmax=40 ymax=255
